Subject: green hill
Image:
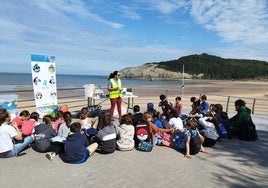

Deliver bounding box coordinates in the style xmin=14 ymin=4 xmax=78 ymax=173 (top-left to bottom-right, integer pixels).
xmin=155 ymin=53 xmax=268 ymax=79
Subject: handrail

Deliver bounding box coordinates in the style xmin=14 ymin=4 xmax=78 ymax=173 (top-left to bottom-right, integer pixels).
xmin=1 ymin=87 xmax=267 ymax=115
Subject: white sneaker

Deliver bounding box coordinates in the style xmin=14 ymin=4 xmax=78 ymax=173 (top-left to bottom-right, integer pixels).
xmin=46 ymin=152 xmax=56 ymax=160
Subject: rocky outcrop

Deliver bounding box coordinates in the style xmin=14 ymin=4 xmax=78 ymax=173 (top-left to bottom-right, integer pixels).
xmin=120 ymin=63 xmax=201 ymax=80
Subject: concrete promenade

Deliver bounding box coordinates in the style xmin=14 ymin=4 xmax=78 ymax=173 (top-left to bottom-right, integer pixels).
xmin=0 ymin=114 xmax=267 ymax=188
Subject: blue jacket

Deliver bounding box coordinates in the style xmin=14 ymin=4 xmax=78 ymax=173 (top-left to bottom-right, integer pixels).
xmin=200 ymin=101 xmax=209 ymax=114
xmin=64 ymin=132 xmax=89 ymax=163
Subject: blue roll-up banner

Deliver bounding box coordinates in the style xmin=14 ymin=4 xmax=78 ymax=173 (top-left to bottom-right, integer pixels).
xmin=31 ymin=54 xmax=58 ymax=117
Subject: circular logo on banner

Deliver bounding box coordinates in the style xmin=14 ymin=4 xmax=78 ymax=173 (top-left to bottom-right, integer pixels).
xmin=33 ymin=64 xmax=40 ymax=73
xmin=136 ymin=128 xmax=149 ymax=141
xmin=33 ymin=76 xmax=41 ymax=85
xmin=49 ymin=76 xmax=56 ymax=84
xmin=48 ymin=64 xmax=55 ymax=73
xmin=35 ymin=92 xmax=42 ymax=99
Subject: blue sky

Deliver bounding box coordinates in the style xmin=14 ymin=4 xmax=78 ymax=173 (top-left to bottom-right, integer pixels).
xmin=1 ymin=0 xmax=268 ymax=75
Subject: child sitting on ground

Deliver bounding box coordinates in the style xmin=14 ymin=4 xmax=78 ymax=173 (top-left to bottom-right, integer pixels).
xmin=132 ymin=105 xmax=143 ymax=128
xmin=31 ymin=115 xmax=57 ymax=153
xmin=95 ymin=113 xmax=117 ymax=154
xmin=0 ymin=109 xmax=33 ymax=158
xmin=52 ymin=110 xmax=64 ymax=133
xmin=58 ymin=111 xmax=72 ymax=139
xmin=184 ymin=119 xmax=208 ymax=159
xmin=60 ymin=122 xmax=98 ymax=164
xmin=198 ymin=116 xmax=219 ymax=147
xmin=12 ymin=110 xmax=30 ymax=130
xmin=143 ymin=112 xmax=174 ymax=147
xmin=79 ymin=107 xmax=97 ymax=130
xmin=116 ymin=114 xmax=135 ymax=151
xmin=168 ymin=109 xmax=184 ymax=132
xmin=21 ymin=112 xmax=39 ymax=136
xmin=153 ymin=111 xmax=165 ymax=129
xmin=47 ymin=112 xmax=73 ymax=160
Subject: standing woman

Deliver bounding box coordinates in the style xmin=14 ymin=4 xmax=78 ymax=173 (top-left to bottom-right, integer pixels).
xmin=107 ymin=71 xmax=123 ymax=119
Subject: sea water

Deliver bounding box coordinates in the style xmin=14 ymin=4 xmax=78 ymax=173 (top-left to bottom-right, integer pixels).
xmin=0 ymin=72 xmax=188 ymax=91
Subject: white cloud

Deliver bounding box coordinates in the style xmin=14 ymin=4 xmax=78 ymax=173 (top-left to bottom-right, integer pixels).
xmin=29 ymin=0 xmax=123 ymax=29
xmin=140 ymin=0 xmax=187 ymax=14
xmin=189 ymin=0 xmax=268 ymax=44
xmin=119 ymin=5 xmax=141 ymax=20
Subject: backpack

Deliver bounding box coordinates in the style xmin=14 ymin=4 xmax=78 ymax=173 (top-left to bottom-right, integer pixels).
xmin=238 ymin=120 xmax=258 ymax=141
xmin=172 ymin=131 xmax=186 ymax=151
xmin=190 ymin=131 xmax=201 ymax=155
xmin=137 ymin=141 xmax=153 ymax=152
xmin=135 ymin=121 xmax=151 ymax=142
xmin=88 ymin=105 xmax=102 ymax=117
xmin=135 ymin=121 xmax=153 ymax=152
xmin=218 ymin=124 xmax=228 ymax=139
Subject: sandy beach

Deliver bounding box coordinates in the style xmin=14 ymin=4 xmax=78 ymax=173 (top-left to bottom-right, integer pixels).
xmin=180 ymin=80 xmax=268 ymax=98
xmin=11 ymin=80 xmax=268 ymax=115
xmin=115 ymin=80 xmax=268 ymax=115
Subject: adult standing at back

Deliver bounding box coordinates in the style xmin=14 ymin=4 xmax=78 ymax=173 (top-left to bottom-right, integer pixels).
xmin=107 ymin=71 xmax=123 ymax=119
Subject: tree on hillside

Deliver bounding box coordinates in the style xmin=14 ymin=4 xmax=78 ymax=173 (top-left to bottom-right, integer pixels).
xmin=156 ymin=53 xmax=268 ymax=79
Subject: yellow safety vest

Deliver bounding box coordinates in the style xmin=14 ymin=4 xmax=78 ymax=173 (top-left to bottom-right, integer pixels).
xmin=109 ymin=78 xmax=122 ymax=99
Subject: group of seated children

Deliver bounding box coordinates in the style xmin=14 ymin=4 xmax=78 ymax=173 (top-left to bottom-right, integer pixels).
xmin=0 ymin=95 xmax=257 ymax=162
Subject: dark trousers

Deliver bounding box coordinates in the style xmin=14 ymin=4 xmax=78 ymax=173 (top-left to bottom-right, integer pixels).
xmin=203 ymin=137 xmax=217 ymax=147
xmin=48 ymin=142 xmax=65 ymax=154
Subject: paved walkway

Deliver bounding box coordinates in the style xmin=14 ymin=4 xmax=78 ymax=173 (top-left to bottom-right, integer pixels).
xmin=0 ymin=114 xmax=267 ymax=188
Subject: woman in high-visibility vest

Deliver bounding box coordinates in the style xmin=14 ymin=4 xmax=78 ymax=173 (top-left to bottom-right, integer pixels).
xmin=107 ymin=71 xmax=123 ymax=119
